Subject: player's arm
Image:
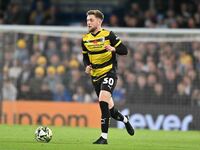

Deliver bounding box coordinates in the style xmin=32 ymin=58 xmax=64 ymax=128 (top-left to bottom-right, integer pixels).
xmin=81 ymin=41 xmax=90 ymax=66
xmin=105 ymin=31 xmax=128 ymax=55
xmin=81 ymin=41 xmax=92 ymax=74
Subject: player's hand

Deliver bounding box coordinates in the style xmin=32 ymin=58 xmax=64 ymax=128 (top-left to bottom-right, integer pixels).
xmin=105 ymin=45 xmax=116 ymax=52
xmin=85 ymin=65 xmax=92 ymax=75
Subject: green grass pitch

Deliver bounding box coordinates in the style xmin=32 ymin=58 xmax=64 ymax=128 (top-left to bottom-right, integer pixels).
xmin=0 ymin=125 xmax=199 ymax=150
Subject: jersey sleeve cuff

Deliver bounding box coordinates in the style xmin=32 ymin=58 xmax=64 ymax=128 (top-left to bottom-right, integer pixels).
xmin=114 ymin=40 xmax=122 ymax=48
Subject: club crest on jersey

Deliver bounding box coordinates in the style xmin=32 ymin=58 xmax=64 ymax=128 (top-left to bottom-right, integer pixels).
xmin=92 ymin=40 xmax=98 ymax=45
xmin=87 ymin=37 xmax=105 ymax=45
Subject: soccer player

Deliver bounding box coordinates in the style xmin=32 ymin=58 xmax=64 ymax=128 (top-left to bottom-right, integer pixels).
xmin=81 ymin=10 xmax=134 ymax=144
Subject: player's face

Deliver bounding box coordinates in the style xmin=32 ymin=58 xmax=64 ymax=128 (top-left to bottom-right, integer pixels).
xmin=87 ymin=15 xmax=102 ymax=33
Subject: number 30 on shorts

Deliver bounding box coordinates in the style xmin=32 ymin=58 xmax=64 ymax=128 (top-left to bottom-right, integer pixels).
xmin=103 ymin=77 xmax=114 ymax=86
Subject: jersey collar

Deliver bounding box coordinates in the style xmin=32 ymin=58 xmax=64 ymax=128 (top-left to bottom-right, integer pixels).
xmin=91 ymin=29 xmax=103 ymax=37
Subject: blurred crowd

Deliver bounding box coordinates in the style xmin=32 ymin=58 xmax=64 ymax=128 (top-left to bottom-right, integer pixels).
xmin=1 ymin=0 xmax=200 ymax=106
xmin=2 ymin=33 xmax=200 ymax=106
xmin=109 ymin=0 xmax=200 ymax=28
xmin=2 ymin=35 xmax=95 ymax=103
xmin=0 ymin=0 xmax=200 ymax=28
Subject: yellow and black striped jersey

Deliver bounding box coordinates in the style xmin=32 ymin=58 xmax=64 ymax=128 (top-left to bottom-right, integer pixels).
xmin=81 ymin=29 xmax=127 ymax=81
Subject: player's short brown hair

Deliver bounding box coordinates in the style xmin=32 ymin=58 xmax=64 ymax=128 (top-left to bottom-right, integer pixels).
xmin=86 ymin=10 xmax=104 ymax=20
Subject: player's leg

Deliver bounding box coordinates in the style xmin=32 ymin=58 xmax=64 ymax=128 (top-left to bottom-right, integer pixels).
xmin=93 ymin=75 xmax=116 ymax=144
xmin=109 ymin=98 xmax=135 ymax=136
xmin=109 ymin=98 xmax=125 ymax=122
xmin=93 ymin=90 xmax=111 ymax=144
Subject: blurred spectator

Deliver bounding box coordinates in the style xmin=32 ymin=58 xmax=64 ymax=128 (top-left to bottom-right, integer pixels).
xmin=187 ymin=18 xmax=196 ymax=28
xmin=39 ymin=82 xmax=53 ymax=100
xmin=179 ymin=3 xmax=191 ymax=21
xmin=112 ymin=77 xmax=126 ymax=106
xmin=156 ymin=15 xmax=167 ymax=28
xmin=194 ymin=4 xmax=200 ymax=27
xmin=3 ymin=78 xmax=17 ymax=101
xmin=73 ymin=86 xmax=92 ymax=102
xmin=4 ymin=51 xmax=14 ymax=67
xmin=49 ymin=54 xmax=60 ymax=67
xmin=53 ymin=83 xmax=72 ymax=101
xmin=0 ymin=11 xmax=5 ymax=24
xmin=124 ymin=2 xmax=143 ymax=27
xmin=56 ymin=64 xmax=70 ymax=87
xmin=124 ymin=14 xmax=139 ymax=27
xmin=4 ymin=2 xmax=27 ymax=24
xmin=182 ymin=75 xmax=193 ymax=96
xmin=17 ymin=83 xmax=30 ymax=100
xmin=44 ymin=5 xmax=58 ymax=25
xmin=134 ymin=75 xmax=148 ymax=104
xmin=29 ymin=0 xmax=47 ymax=25
xmin=67 ymin=68 xmax=83 ymax=93
xmin=146 ymin=73 xmax=157 ymax=103
xmin=68 ymin=57 xmax=80 ymax=69
xmin=179 ymin=50 xmax=193 ymax=73
xmin=124 ymin=71 xmax=136 ymax=103
xmin=37 ymin=35 xmax=48 ymax=53
xmin=151 ymin=83 xmax=165 ymax=104
xmin=16 ymin=61 xmax=34 ymax=99
xmin=117 ymin=56 xmax=129 ymax=75
xmin=162 ymin=69 xmax=177 ymax=104
xmin=37 ymin=56 xmax=47 ymax=67
xmin=191 ymin=89 xmax=200 ymax=106
xmin=193 ymin=47 xmax=200 ymax=73
xmin=45 ymin=40 xmax=58 ymax=58
xmin=56 ymin=65 xmax=65 ymax=75
xmin=29 ymin=66 xmax=45 ymax=99
xmin=44 ymin=66 xmax=61 ymax=92
xmin=187 ymin=69 xmax=200 ymax=89
xmin=144 ymin=9 xmax=157 ymax=28
xmin=173 ymin=82 xmax=190 ymax=105
xmin=3 ymin=66 xmax=9 ymax=80
xmin=144 ymin=60 xmax=157 ymax=74
xmin=165 ymin=9 xmax=177 ymax=28
xmin=8 ymin=59 xmax=22 ymax=82
xmin=108 ymin=14 xmax=120 ymax=27
xmin=60 ymin=41 xmax=71 ymax=61
xmin=14 ymin=39 xmax=29 ymax=63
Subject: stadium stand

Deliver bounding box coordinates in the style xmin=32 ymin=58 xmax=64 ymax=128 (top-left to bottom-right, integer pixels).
xmin=1 ymin=0 xmax=200 ymax=107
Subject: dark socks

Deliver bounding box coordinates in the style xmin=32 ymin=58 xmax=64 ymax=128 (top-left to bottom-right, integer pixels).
xmin=110 ymin=106 xmax=124 ymax=122
xmin=99 ymin=101 xmax=110 ymax=133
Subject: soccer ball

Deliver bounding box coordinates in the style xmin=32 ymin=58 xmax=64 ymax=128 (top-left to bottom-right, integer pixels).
xmin=35 ymin=126 xmax=53 ymax=143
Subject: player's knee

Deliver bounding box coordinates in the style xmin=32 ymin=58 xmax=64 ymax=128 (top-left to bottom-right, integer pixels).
xmin=108 ymin=98 xmax=114 ymax=109
xmin=99 ymin=90 xmax=111 ymax=102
